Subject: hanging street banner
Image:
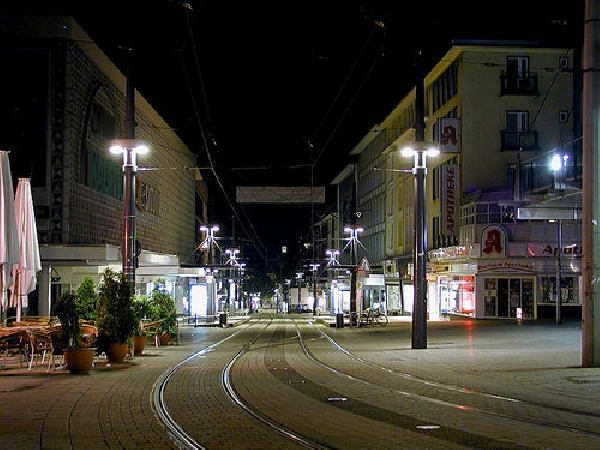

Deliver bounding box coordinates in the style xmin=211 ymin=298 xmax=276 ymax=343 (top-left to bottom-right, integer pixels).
xmin=236 ymin=186 xmax=325 ymax=204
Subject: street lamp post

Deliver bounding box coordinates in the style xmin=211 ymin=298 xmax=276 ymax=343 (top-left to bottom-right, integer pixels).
xmin=296 ymin=272 xmax=303 ymax=312
xmin=200 ymin=225 xmax=219 ymax=316
xmin=310 ymin=263 xmax=320 ymax=315
xmin=109 ymin=139 xmax=148 ymax=285
xmin=402 ymin=143 xmax=439 ymax=349
xmin=285 ymin=279 xmax=291 ymax=313
xmin=344 ymin=226 xmax=363 ymax=326
xmin=326 ymin=249 xmax=340 ymax=315
xmin=551 ymin=153 xmax=569 ymax=325
xmin=224 ymin=248 xmax=240 ymax=315
xmin=200 ymin=225 xmax=220 ymax=266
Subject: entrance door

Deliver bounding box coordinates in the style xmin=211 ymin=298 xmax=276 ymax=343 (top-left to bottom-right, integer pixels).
xmin=497 ymin=278 xmax=509 ymax=317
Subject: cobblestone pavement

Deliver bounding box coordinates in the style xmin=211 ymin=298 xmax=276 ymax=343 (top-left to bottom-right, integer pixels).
xmin=0 ymin=316 xmax=598 ymax=449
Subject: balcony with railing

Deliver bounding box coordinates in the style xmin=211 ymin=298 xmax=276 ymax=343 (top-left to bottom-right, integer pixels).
xmin=500 ymin=72 xmax=538 ymax=96
xmin=500 ymin=130 xmax=539 ymax=151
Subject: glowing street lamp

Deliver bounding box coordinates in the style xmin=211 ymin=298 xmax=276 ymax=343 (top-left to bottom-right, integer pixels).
xmin=326 ymin=249 xmax=341 ymax=315
xmin=326 ymin=249 xmax=340 ymax=266
xmin=402 ymin=142 xmax=439 ymax=349
xmin=309 ymin=263 xmax=320 ymax=315
xmin=199 ymin=225 xmax=220 ymax=266
xmin=344 ymin=225 xmax=364 ymax=326
xmin=551 ymin=152 xmax=569 ymax=325
xmin=224 ymin=248 xmax=240 ymax=266
xmin=109 ymin=139 xmax=149 ymax=284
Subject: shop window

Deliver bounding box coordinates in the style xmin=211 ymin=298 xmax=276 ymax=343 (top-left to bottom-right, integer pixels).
xmin=484 ymin=278 xmax=497 ymax=316
xmin=440 ymin=275 xmax=475 ymax=316
xmin=484 ymin=277 xmax=535 ymax=318
xmin=537 ymin=276 xmax=579 ymax=305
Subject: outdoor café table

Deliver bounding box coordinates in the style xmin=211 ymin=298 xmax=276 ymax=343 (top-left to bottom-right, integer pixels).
xmin=0 ymin=328 xmax=28 ymax=367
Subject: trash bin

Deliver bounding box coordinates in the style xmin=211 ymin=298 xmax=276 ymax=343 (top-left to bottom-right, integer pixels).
xmin=336 ymin=313 xmax=344 ymax=328
xmin=219 ymin=313 xmax=227 ymax=327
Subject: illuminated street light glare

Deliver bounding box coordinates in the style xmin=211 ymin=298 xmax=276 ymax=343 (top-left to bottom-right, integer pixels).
xmin=402 ymin=141 xmax=439 ymax=349
xmin=109 ymin=144 xmax=149 ymax=155
xmin=550 ymin=153 xmax=569 ymax=172
xmin=108 ymin=139 xmax=149 ymax=284
xmin=550 ymin=152 xmax=569 ymax=326
xmin=344 ymin=226 xmax=364 ymax=233
xmin=344 ymin=225 xmax=364 ymax=326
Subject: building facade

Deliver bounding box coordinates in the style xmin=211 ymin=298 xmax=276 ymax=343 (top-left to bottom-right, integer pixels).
xmin=331 ymin=40 xmax=581 ymax=320
xmin=0 ymin=15 xmax=209 ymax=317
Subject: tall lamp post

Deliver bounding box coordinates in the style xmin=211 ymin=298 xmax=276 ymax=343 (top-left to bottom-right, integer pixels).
xmin=200 ymin=225 xmax=219 ymax=316
xmin=326 ymin=249 xmax=341 ymax=314
xmin=109 ymin=139 xmax=148 ymax=285
xmin=402 ymin=142 xmax=439 ymax=349
xmin=551 ymin=152 xmax=569 ymax=325
xmin=199 ymin=225 xmax=220 ymax=266
xmin=225 ymin=248 xmax=240 ymax=314
xmin=309 ymin=263 xmax=320 ymax=315
xmin=344 ymin=226 xmax=364 ymax=326
xmin=285 ymin=279 xmax=291 ymax=313
xmin=296 ymin=272 xmax=304 ymax=312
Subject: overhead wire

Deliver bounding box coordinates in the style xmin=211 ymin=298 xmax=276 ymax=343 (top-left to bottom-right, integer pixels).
xmin=178 ymin=4 xmax=268 ymax=262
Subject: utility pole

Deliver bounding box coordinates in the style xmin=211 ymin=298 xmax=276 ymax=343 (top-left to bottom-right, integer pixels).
xmin=582 ymin=0 xmax=600 ymax=367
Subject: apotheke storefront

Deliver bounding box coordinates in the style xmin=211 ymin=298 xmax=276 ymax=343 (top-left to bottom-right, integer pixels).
xmin=428 ymin=224 xmax=582 ymax=320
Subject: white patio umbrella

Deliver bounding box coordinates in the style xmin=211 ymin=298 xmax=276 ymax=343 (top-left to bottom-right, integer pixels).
xmin=10 ymin=177 xmax=41 ymax=322
xmin=0 ymin=151 xmax=19 ymax=325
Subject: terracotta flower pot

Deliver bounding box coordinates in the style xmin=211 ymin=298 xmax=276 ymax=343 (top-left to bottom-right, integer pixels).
xmin=159 ymin=333 xmax=170 ymax=346
xmin=63 ymin=348 xmax=95 ymax=374
xmin=133 ymin=335 xmax=147 ymax=356
xmin=107 ymin=342 xmax=129 ymax=363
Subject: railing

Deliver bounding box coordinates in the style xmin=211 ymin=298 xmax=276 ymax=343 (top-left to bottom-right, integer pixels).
xmin=500 ymin=72 xmax=538 ymax=96
xmin=500 ymin=130 xmax=539 ymax=151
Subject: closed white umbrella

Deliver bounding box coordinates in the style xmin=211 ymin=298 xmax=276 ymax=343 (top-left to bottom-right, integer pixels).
xmin=0 ymin=151 xmax=19 ymax=325
xmin=10 ymin=178 xmax=41 ymax=322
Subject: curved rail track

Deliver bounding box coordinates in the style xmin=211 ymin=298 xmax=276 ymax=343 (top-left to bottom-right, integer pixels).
xmin=152 ymin=317 xmax=600 ymax=449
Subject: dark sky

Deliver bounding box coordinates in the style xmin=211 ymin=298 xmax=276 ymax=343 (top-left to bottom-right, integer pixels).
xmin=0 ymin=1 xmax=584 ymax=260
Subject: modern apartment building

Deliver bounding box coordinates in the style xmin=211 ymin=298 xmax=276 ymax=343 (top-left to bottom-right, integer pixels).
xmin=0 ymin=15 xmax=209 ymax=317
xmin=331 ymin=40 xmax=581 ymax=320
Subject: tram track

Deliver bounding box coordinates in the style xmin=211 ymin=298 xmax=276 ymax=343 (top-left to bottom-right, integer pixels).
xmin=153 ymin=317 xmax=600 ymax=449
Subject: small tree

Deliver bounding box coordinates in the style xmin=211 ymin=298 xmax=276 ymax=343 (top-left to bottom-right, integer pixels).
xmin=149 ymin=279 xmax=177 ymax=336
xmin=132 ymin=295 xmax=151 ymax=336
xmin=52 ymin=292 xmax=82 ymax=349
xmin=77 ymin=277 xmax=98 ymax=322
xmin=96 ymin=268 xmax=137 ymax=350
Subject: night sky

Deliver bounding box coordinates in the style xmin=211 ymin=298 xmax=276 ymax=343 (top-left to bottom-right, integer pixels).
xmin=0 ymin=1 xmax=584 ymax=260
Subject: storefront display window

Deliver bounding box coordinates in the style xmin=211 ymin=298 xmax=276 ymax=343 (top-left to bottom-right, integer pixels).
xmin=483 ymin=277 xmax=534 ymax=318
xmin=439 ymin=275 xmax=475 ymax=316
xmin=386 ymin=284 xmax=402 ymax=315
xmin=537 ymin=276 xmax=579 ymax=305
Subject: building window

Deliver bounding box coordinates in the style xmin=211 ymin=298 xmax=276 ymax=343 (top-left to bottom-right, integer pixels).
xmin=559 ymin=110 xmax=569 ymax=123
xmin=505 ymin=110 xmax=529 ymax=149
xmin=559 ymin=56 xmax=568 ymax=70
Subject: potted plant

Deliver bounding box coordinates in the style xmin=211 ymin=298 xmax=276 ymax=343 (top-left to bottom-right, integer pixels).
xmin=132 ymin=295 xmax=151 ymax=355
xmin=96 ymin=268 xmax=137 ymax=362
xmin=51 ymin=291 xmax=95 ymax=374
xmin=149 ymin=280 xmax=177 ymax=346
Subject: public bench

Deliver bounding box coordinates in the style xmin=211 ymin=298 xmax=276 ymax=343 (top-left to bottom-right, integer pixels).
xmin=141 ymin=319 xmax=164 ymax=347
